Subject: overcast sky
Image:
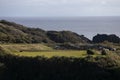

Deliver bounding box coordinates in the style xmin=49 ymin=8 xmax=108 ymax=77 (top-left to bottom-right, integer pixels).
xmin=0 ymin=0 xmax=120 ymax=17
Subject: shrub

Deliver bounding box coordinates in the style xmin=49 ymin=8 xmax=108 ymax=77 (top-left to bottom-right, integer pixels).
xmin=101 ymin=49 xmax=109 ymax=55
xmin=0 ymin=46 xmax=10 ymax=56
xmin=87 ymin=49 xmax=95 ymax=55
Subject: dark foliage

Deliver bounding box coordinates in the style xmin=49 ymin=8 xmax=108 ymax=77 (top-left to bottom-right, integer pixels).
xmin=0 ymin=49 xmax=120 ymax=80
xmin=87 ymin=49 xmax=95 ymax=55
xmin=47 ymin=31 xmax=91 ymax=43
xmin=93 ymin=34 xmax=120 ymax=43
xmin=101 ymin=49 xmax=108 ymax=55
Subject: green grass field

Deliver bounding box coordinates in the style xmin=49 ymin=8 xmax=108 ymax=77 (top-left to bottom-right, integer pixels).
xmin=0 ymin=43 xmax=53 ymax=52
xmin=0 ymin=44 xmax=102 ymax=58
xmin=14 ymin=50 xmax=87 ymax=58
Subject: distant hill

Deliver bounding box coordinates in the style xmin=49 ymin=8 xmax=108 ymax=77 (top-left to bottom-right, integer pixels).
xmin=0 ymin=20 xmax=52 ymax=43
xmin=93 ymin=34 xmax=120 ymax=43
xmin=47 ymin=31 xmax=91 ymax=43
xmin=0 ymin=20 xmax=91 ymax=44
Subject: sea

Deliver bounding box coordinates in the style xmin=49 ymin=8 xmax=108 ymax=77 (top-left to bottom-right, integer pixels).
xmin=0 ymin=16 xmax=120 ymax=40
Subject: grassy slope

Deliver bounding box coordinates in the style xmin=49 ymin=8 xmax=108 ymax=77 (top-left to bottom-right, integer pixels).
xmin=0 ymin=44 xmax=86 ymax=58
xmin=14 ymin=50 xmax=87 ymax=58
xmin=0 ymin=44 xmax=53 ymax=52
xmin=0 ymin=45 xmax=120 ymax=80
xmin=0 ymin=44 xmax=102 ymax=58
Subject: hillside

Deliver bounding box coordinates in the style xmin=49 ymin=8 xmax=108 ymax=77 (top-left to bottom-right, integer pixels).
xmin=1 ymin=20 xmax=120 ymax=80
xmin=0 ymin=20 xmax=52 ymax=43
xmin=47 ymin=31 xmax=91 ymax=43
xmin=0 ymin=20 xmax=91 ymax=44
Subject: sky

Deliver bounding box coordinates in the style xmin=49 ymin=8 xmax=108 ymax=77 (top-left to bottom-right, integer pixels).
xmin=0 ymin=0 xmax=120 ymax=17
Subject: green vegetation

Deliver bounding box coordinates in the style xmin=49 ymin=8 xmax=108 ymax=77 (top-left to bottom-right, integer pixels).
xmin=87 ymin=49 xmax=95 ymax=55
xmin=0 ymin=20 xmax=120 ymax=80
xmin=0 ymin=46 xmax=10 ymax=56
xmin=0 ymin=20 xmax=52 ymax=43
xmin=0 ymin=43 xmax=120 ymax=80
xmin=47 ymin=31 xmax=91 ymax=43
xmin=0 ymin=20 xmax=90 ymax=44
xmin=0 ymin=44 xmax=88 ymax=58
xmin=0 ymin=44 xmax=53 ymax=53
xmin=14 ymin=50 xmax=87 ymax=58
xmin=0 ymin=44 xmax=102 ymax=58
xmin=0 ymin=48 xmax=120 ymax=80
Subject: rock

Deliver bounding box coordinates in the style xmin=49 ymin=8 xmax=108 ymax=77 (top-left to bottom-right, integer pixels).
xmin=93 ymin=34 xmax=120 ymax=43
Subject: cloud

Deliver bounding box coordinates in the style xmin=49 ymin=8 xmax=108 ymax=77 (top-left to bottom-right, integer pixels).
xmin=1 ymin=0 xmax=120 ymax=6
xmin=0 ymin=0 xmax=120 ymax=17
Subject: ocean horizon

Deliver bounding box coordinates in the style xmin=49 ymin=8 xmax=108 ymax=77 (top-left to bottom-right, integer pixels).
xmin=0 ymin=16 xmax=120 ymax=40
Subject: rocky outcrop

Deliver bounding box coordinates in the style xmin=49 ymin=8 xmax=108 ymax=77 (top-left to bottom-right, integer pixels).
xmin=93 ymin=34 xmax=120 ymax=43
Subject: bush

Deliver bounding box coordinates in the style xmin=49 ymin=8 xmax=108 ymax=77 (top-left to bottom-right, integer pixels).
xmin=87 ymin=49 xmax=95 ymax=55
xmin=101 ymin=49 xmax=108 ymax=55
xmin=0 ymin=53 xmax=120 ymax=80
xmin=0 ymin=46 xmax=10 ymax=56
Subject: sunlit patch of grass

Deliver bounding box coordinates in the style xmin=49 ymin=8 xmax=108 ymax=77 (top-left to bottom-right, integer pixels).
xmin=13 ymin=50 xmax=87 ymax=58
xmin=0 ymin=44 xmax=53 ymax=52
xmin=0 ymin=44 xmax=105 ymax=58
